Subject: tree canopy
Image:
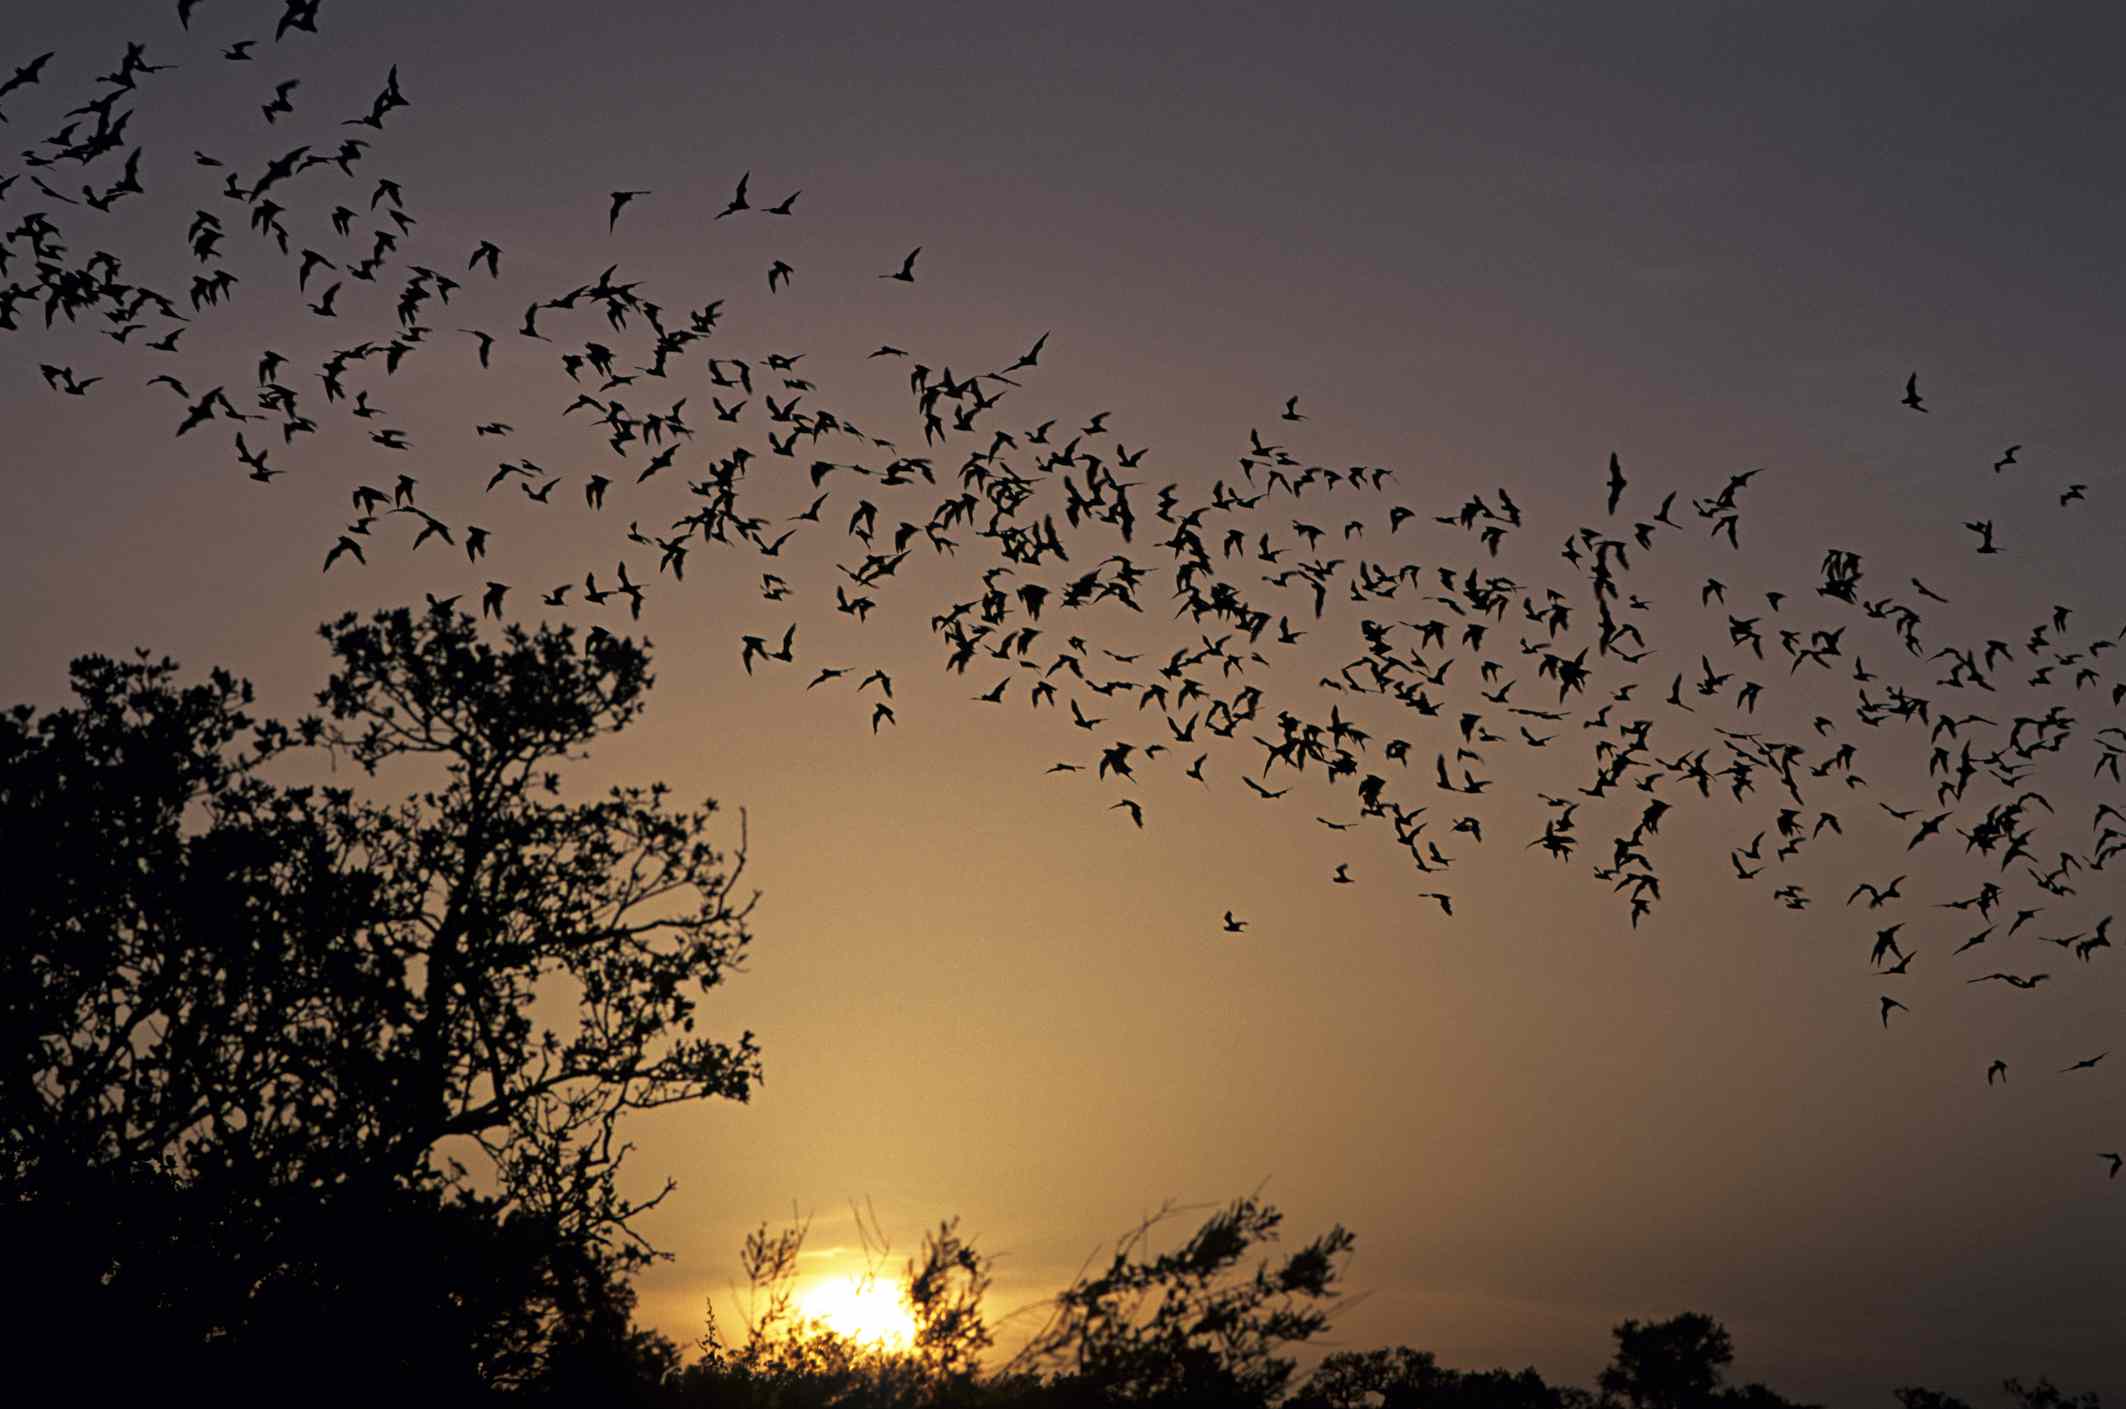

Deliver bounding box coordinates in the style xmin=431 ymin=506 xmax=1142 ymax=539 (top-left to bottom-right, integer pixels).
xmin=2 ymin=604 xmax=756 ymax=1392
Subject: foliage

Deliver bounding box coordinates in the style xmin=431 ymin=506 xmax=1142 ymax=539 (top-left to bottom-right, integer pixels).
xmin=669 ymin=1195 xmax=1354 ymax=1408
xmin=2001 ymin=1381 xmax=2105 ymax=1409
xmin=1 ymin=604 xmax=755 ymax=1390
xmin=1001 ymin=1194 xmax=1356 ymax=1407
xmin=660 ymin=1222 xmax=1895 ymax=1409
xmin=1597 ymin=1313 xmax=1735 ymax=1408
xmin=1288 ymin=1345 xmax=1594 ymax=1409
xmin=1593 ymin=1312 xmax=1818 ymax=1409
xmin=675 ymin=1204 xmax=998 ymax=1409
xmin=1896 ymin=1381 xmax=2109 ymax=1409
xmin=1896 ymin=1391 xmax=1980 ymax=1409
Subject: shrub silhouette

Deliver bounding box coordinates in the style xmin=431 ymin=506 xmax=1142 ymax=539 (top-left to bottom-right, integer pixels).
xmin=671 ymin=1195 xmax=1360 ymax=1408
xmin=1287 ymin=1345 xmax=1591 ymax=1409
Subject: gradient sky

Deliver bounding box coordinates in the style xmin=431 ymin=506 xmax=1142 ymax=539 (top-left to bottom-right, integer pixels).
xmin=4 ymin=2 xmax=2123 ymax=1400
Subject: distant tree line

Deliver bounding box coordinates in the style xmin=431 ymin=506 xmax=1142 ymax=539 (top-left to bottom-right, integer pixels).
xmin=647 ymin=1199 xmax=2102 ymax=1409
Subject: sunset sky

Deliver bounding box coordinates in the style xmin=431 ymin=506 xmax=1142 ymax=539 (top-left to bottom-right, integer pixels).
xmin=4 ymin=2 xmax=2123 ymax=1400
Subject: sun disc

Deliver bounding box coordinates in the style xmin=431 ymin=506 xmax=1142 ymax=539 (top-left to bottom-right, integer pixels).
xmin=797 ymin=1274 xmax=917 ymax=1350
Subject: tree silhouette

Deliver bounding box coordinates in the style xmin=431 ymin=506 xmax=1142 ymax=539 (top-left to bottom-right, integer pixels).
xmin=1598 ymin=1313 xmax=1733 ymax=1409
xmin=1596 ymin=1312 xmax=1817 ymax=1409
xmin=2 ymin=603 xmax=756 ymax=1392
xmin=1289 ymin=1345 xmax=1593 ymax=1409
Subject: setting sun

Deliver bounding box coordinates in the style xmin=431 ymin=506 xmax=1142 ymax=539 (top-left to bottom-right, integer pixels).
xmin=796 ymin=1274 xmax=918 ymax=1352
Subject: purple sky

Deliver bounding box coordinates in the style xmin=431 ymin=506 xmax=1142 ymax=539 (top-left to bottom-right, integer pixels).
xmin=4 ymin=2 xmax=2123 ymax=1399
